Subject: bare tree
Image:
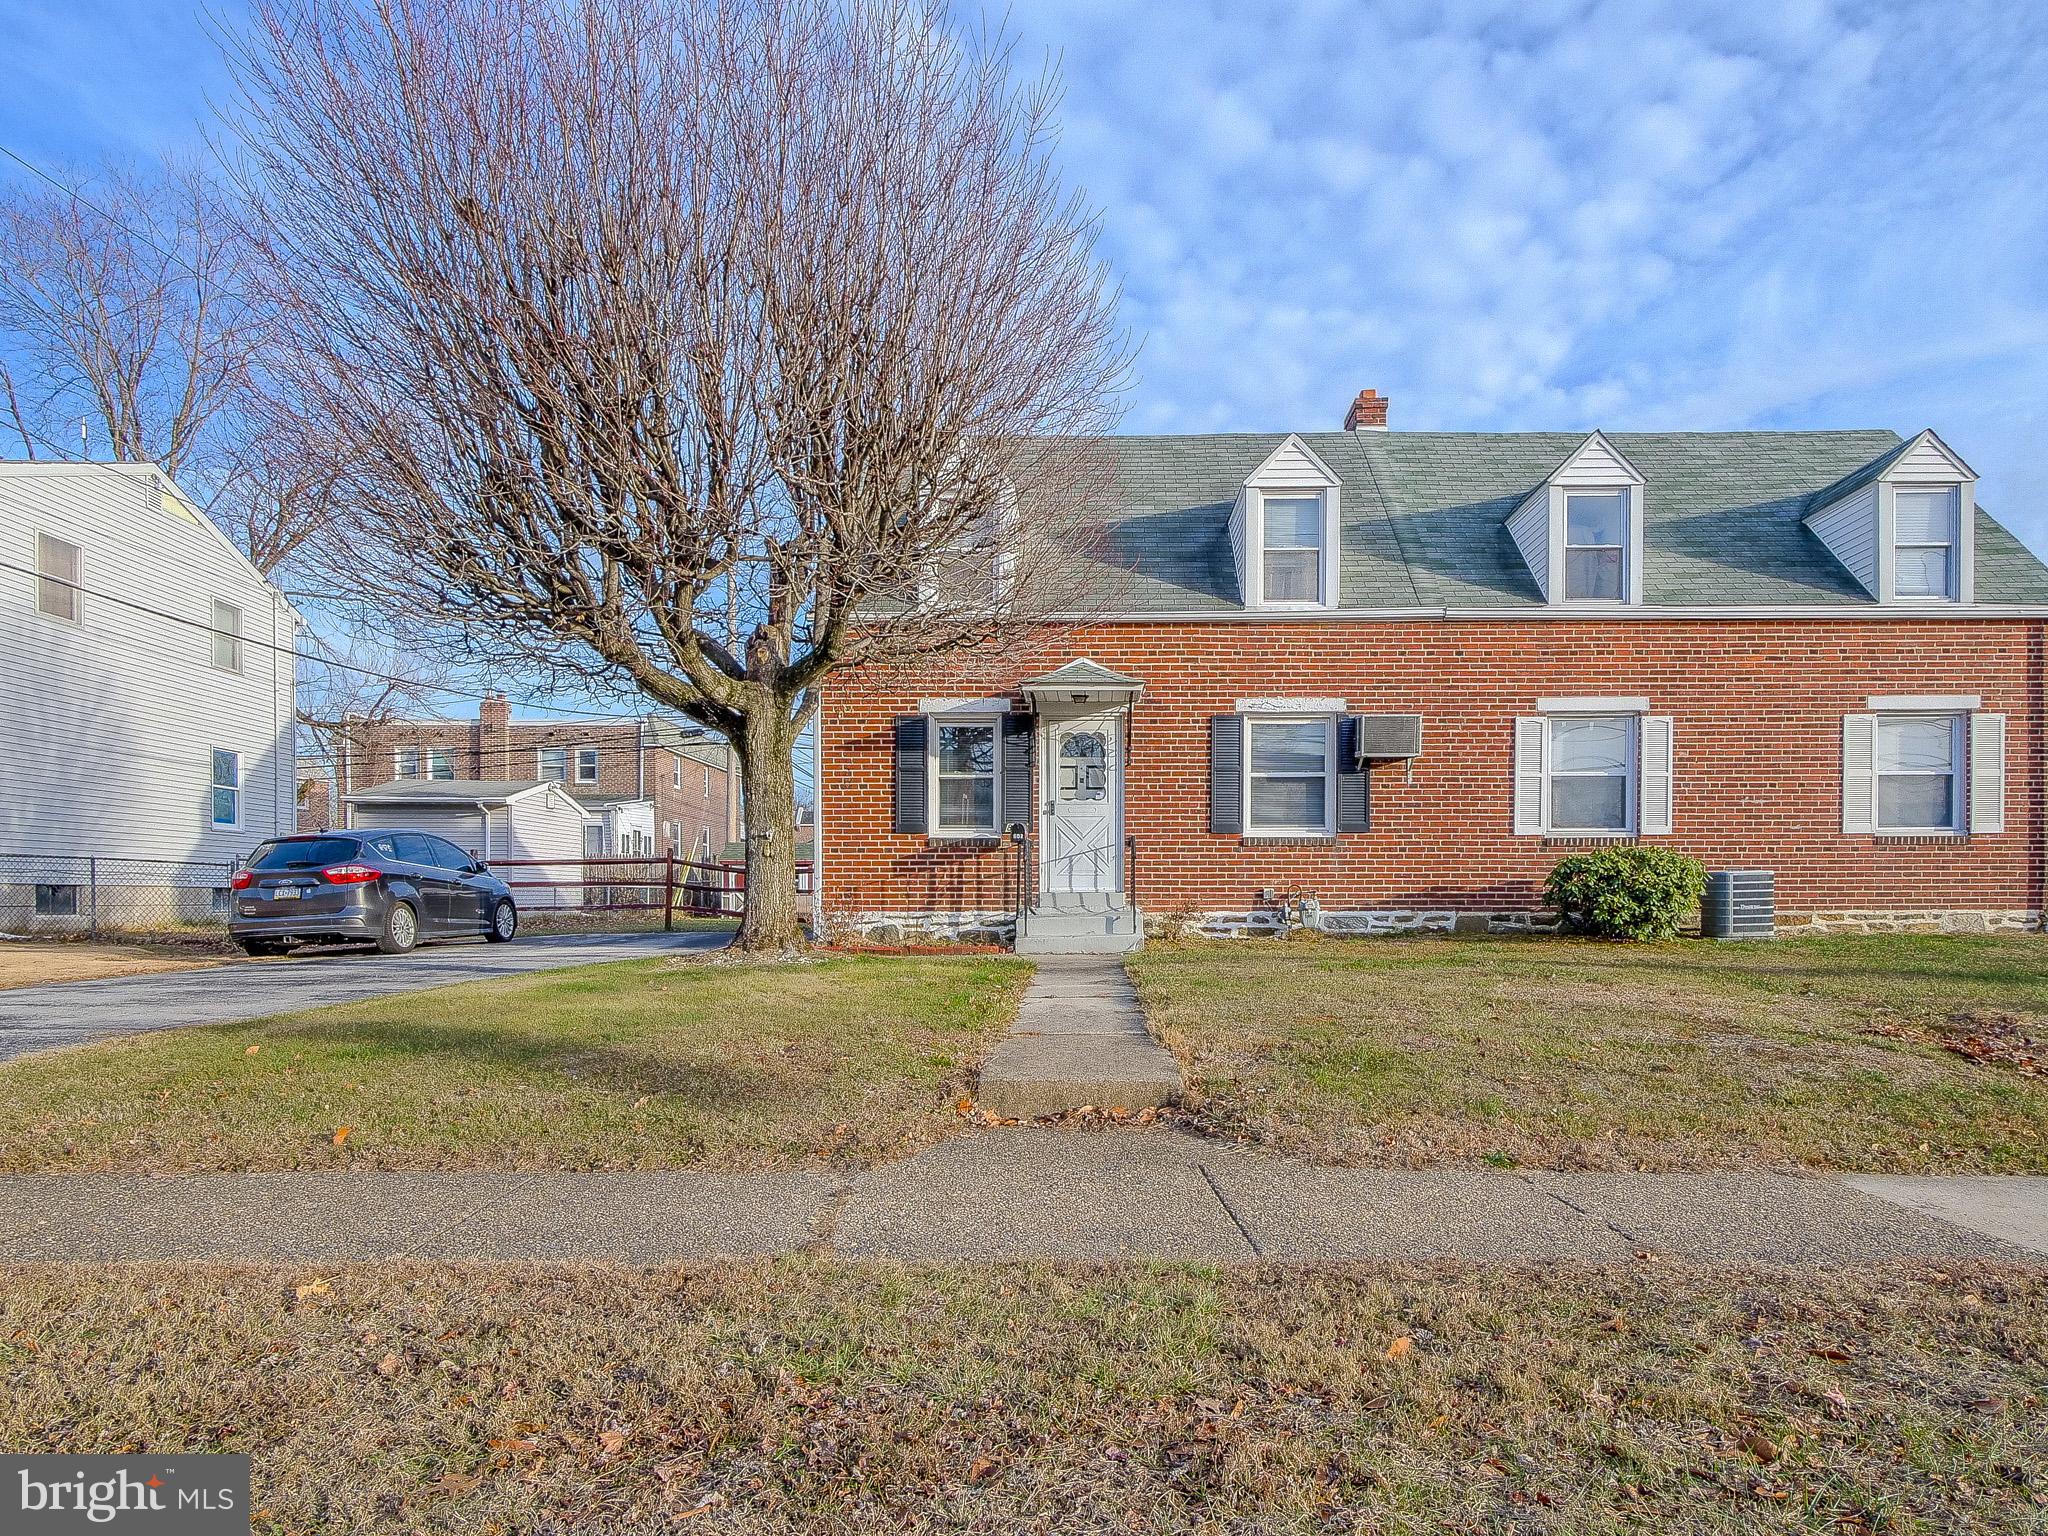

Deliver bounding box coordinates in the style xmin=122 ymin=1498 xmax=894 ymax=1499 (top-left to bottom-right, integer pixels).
xmin=0 ymin=159 xmax=257 ymax=481
xmin=295 ymin=631 xmax=467 ymax=807
xmin=223 ymin=0 xmax=1128 ymax=949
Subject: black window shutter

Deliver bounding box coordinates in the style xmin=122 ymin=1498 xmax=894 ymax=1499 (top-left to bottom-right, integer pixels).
xmin=1001 ymin=714 xmax=1033 ymax=832
xmin=1209 ymin=715 xmax=1243 ymax=834
xmin=893 ymin=716 xmax=928 ymax=834
xmin=1337 ymin=715 xmax=1370 ymax=832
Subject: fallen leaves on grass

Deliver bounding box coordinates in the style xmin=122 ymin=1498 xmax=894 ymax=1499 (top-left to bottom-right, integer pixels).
xmin=1867 ymin=1012 xmax=2045 ymax=1077
xmin=292 ymin=1279 xmax=331 ymax=1304
xmin=331 ymin=1127 xmax=351 ymax=1147
xmin=1384 ymin=1336 xmax=1414 ymax=1361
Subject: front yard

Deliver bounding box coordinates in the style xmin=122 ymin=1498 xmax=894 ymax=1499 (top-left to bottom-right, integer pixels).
xmin=0 ymin=937 xmax=228 ymax=990
xmin=1130 ymin=934 xmax=2048 ymax=1173
xmin=4 ymin=1258 xmax=2042 ymax=1532
xmin=0 ymin=954 xmax=1027 ymax=1172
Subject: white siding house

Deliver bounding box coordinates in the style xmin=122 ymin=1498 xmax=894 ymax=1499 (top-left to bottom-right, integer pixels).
xmin=345 ymin=779 xmax=603 ymax=909
xmin=0 ymin=463 xmax=299 ymax=887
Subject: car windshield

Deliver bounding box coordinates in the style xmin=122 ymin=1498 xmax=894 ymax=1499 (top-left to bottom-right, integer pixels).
xmin=248 ymin=837 xmax=360 ymax=870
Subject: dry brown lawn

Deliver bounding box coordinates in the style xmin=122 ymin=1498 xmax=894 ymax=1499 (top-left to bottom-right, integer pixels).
xmin=0 ymin=954 xmax=1027 ymax=1172
xmin=1129 ymin=933 xmax=2048 ymax=1173
xmin=3 ymin=1259 xmax=2043 ymax=1533
xmin=0 ymin=939 xmax=226 ymax=990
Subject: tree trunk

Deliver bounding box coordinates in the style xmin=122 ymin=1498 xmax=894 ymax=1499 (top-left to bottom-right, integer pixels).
xmin=734 ymin=717 xmax=803 ymax=951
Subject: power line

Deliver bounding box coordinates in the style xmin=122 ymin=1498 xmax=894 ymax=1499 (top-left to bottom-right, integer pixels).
xmin=0 ymin=547 xmax=733 ymax=730
xmin=0 ymin=142 xmax=235 ymax=296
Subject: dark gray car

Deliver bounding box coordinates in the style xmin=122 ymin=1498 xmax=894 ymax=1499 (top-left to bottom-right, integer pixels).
xmin=229 ymin=831 xmax=518 ymax=956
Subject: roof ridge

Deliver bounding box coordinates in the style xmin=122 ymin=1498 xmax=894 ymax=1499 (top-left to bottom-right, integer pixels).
xmin=1335 ymin=431 xmax=1425 ymax=607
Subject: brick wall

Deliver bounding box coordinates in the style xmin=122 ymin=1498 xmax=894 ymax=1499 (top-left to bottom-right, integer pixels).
xmin=817 ymin=618 xmax=2047 ymax=925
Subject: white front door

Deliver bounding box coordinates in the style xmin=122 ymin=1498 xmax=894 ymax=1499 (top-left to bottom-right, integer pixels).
xmin=1042 ymin=716 xmax=1121 ymax=892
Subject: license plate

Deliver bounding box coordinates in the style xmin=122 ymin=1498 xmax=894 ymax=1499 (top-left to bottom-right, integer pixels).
xmin=268 ymin=886 xmax=306 ymax=900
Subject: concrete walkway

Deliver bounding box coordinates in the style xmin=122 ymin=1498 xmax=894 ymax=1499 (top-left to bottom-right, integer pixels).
xmin=0 ymin=931 xmax=725 ymax=1061
xmin=2 ymin=1130 xmax=2042 ymax=1265
xmin=974 ymin=956 xmax=1182 ymax=1119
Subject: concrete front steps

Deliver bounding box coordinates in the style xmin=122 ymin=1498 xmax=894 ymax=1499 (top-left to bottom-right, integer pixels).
xmin=1014 ymin=891 xmax=1144 ymax=955
xmin=974 ymin=955 xmax=1182 ymax=1119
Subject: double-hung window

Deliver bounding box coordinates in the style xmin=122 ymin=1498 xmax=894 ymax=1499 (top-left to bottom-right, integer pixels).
xmin=1893 ymin=488 xmax=1958 ymax=599
xmin=394 ymin=746 xmax=421 ymax=779
xmin=424 ymin=747 xmax=454 ymax=780
xmin=538 ymin=746 xmax=569 ymax=782
xmin=575 ymin=747 xmax=600 ymax=783
xmin=210 ymin=748 xmax=241 ymax=829
xmin=35 ymin=533 xmax=81 ymax=622
xmin=930 ymin=718 xmax=1000 ymax=836
xmin=1875 ymin=714 xmax=1961 ymax=832
xmin=1259 ymin=494 xmax=1325 ymax=605
xmin=1563 ymin=491 xmax=1627 ymax=601
xmin=1244 ymin=717 xmax=1335 ymax=835
xmin=672 ymin=756 xmax=682 ymax=790
xmin=211 ymin=599 xmax=243 ymax=671
xmin=1545 ymin=715 xmax=1634 ymax=832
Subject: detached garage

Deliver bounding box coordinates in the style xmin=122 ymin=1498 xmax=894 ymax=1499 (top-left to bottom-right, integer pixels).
xmin=345 ymin=779 xmax=593 ymax=906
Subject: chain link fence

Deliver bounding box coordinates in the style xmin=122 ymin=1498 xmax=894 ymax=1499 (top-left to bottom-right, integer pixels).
xmin=0 ymin=855 xmax=240 ymax=939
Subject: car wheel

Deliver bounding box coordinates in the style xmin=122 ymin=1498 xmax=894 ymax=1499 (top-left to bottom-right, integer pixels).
xmin=376 ymin=900 xmax=420 ymax=955
xmin=485 ymin=898 xmax=518 ymax=943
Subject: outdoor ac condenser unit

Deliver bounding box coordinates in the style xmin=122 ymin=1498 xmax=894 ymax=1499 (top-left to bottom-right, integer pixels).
xmin=1354 ymin=713 xmax=1423 ymax=762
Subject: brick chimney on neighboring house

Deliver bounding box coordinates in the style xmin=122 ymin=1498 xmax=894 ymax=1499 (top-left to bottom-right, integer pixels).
xmin=1344 ymin=388 xmax=1389 ymax=431
xmin=476 ymin=693 xmax=512 ymax=779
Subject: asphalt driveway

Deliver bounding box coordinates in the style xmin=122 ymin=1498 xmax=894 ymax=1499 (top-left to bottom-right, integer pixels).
xmin=0 ymin=931 xmax=726 ymax=1062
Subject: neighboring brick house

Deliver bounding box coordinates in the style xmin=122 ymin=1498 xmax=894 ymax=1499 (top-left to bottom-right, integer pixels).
xmin=815 ymin=394 xmax=2048 ymax=951
xmin=334 ymin=696 xmax=740 ymax=861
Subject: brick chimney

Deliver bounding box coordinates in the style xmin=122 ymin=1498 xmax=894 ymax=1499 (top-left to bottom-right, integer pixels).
xmin=476 ymin=693 xmax=511 ymax=779
xmin=1344 ymin=388 xmax=1389 ymax=431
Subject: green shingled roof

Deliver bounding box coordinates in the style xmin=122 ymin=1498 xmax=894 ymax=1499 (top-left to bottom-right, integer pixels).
xmin=1072 ymin=429 xmax=2048 ymax=610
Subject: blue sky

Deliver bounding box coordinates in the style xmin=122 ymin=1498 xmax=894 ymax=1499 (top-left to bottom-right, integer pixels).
xmin=6 ymin=0 xmax=2047 ymax=554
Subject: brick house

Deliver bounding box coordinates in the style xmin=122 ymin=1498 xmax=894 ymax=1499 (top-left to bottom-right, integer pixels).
xmin=328 ymin=696 xmax=741 ymax=861
xmin=815 ymin=393 xmax=2048 ymax=951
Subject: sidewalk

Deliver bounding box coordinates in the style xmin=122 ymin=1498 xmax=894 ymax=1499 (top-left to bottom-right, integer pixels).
xmin=2 ymin=1130 xmax=2042 ymax=1265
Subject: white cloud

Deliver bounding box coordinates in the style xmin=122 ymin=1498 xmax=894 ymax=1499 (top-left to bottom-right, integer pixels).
xmin=1003 ymin=0 xmax=2048 ymax=550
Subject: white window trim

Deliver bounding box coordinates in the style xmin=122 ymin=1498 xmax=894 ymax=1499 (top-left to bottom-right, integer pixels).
xmin=1560 ymin=488 xmax=1631 ymax=604
xmin=1241 ymin=714 xmax=1337 ymax=838
xmin=1243 ymin=486 xmax=1343 ymax=611
xmin=1539 ymin=712 xmax=1638 ymax=837
xmin=574 ymin=746 xmax=600 ymax=784
xmin=1253 ymin=488 xmax=1333 ymax=609
xmin=1537 ymin=696 xmax=1651 ymax=714
xmin=210 ymin=599 xmax=243 ymax=673
xmin=1553 ymin=484 xmax=1641 ymax=606
xmin=1868 ymin=694 xmax=1979 ymax=712
xmin=210 ymin=748 xmax=241 ymax=830
xmin=672 ymin=756 xmax=682 ymax=789
xmin=1884 ymin=482 xmax=1962 ymax=603
xmin=926 ymin=712 xmax=1003 ymax=839
xmin=537 ymin=746 xmax=569 ymax=781
xmin=1873 ymin=712 xmax=1965 ymax=835
xmin=34 ymin=531 xmax=83 ymax=625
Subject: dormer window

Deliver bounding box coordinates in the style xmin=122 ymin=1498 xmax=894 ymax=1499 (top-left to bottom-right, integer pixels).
xmin=1260 ymin=494 xmax=1325 ymax=604
xmin=1804 ymin=430 xmax=1976 ymax=605
xmin=1232 ymin=435 xmax=1342 ymax=609
xmin=1892 ymin=486 xmax=1958 ymax=600
xmin=1563 ymin=491 xmax=1627 ymax=601
xmin=1505 ymin=432 xmax=1645 ymax=607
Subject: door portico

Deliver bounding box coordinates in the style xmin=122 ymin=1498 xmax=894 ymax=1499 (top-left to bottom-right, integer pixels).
xmin=1017 ymin=659 xmax=1144 ymax=907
